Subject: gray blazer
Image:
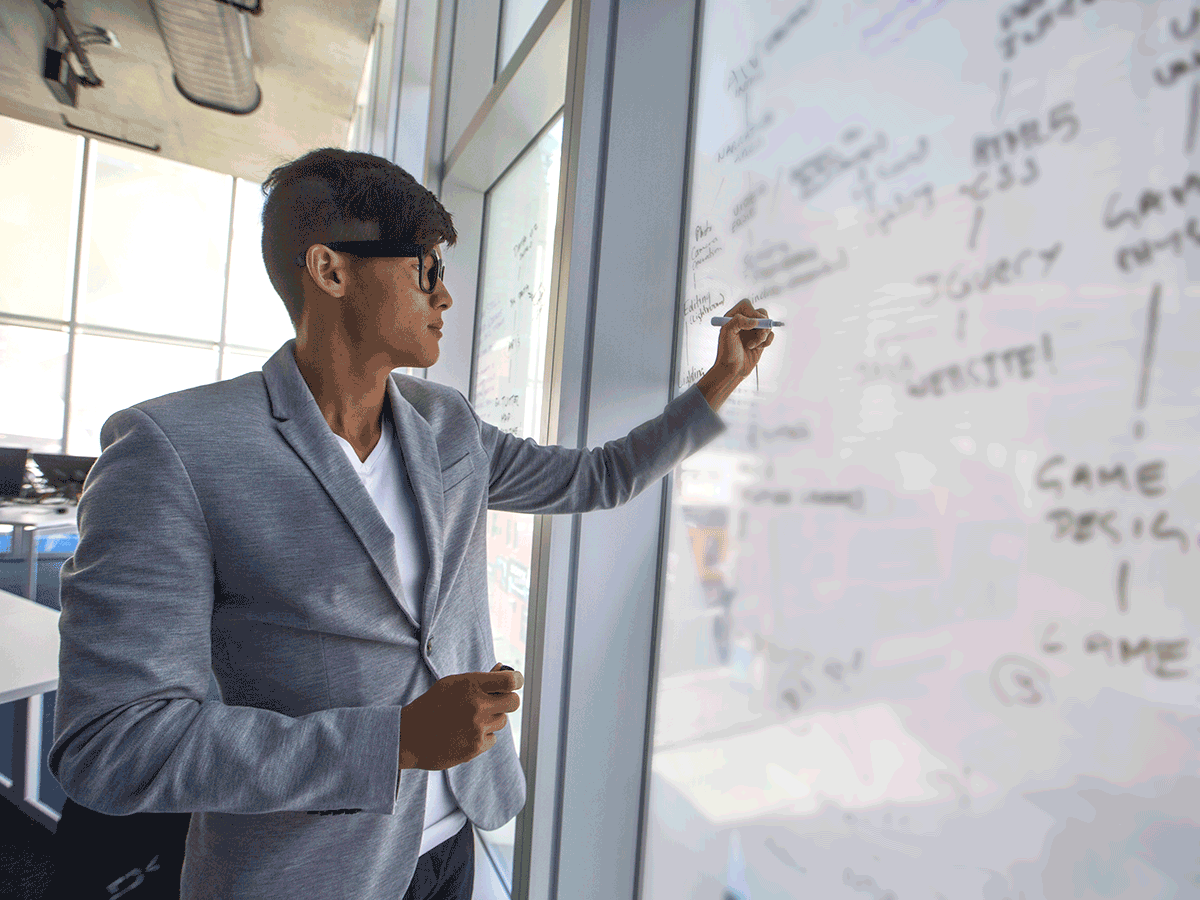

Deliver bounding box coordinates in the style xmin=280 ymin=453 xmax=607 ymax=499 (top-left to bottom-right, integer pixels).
xmin=49 ymin=339 xmax=725 ymax=898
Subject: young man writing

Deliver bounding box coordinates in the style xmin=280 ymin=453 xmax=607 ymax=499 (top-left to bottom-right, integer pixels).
xmin=49 ymin=148 xmax=775 ymax=899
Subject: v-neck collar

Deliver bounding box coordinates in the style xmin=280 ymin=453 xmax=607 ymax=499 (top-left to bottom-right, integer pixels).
xmin=334 ymin=418 xmax=392 ymax=473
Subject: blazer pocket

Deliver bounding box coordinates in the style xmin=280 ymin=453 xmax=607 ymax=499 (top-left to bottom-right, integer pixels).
xmin=440 ymin=453 xmax=477 ymax=492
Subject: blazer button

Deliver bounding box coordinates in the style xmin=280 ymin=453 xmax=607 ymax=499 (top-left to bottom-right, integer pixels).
xmin=427 ymin=639 xmax=433 ymax=654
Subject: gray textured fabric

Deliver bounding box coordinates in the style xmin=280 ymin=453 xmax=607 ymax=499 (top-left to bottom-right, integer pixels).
xmin=49 ymin=339 xmax=726 ymax=898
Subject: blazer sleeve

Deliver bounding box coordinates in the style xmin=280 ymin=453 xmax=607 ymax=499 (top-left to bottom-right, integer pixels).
xmin=471 ymin=383 xmax=727 ymax=514
xmin=49 ymin=406 xmax=403 ymax=817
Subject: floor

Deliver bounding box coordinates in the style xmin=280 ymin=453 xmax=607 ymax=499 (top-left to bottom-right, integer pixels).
xmin=0 ymin=799 xmax=54 ymax=900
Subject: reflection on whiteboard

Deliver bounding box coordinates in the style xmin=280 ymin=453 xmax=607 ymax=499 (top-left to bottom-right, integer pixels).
xmin=651 ymin=1 xmax=1200 ymax=898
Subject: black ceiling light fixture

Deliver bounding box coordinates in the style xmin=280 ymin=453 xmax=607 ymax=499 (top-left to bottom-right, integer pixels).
xmin=148 ymin=0 xmax=264 ymax=115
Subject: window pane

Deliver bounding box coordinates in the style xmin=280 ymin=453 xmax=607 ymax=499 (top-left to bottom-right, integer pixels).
xmin=0 ymin=324 xmax=69 ymax=451
xmin=0 ymin=115 xmax=81 ymax=321
xmin=81 ymin=144 xmax=232 ymax=341
xmin=221 ymin=349 xmax=269 ymax=381
xmin=224 ymin=179 xmax=294 ymax=351
xmin=471 ymin=115 xmax=563 ymax=879
xmin=498 ymin=0 xmax=548 ymax=75
xmin=66 ymin=334 xmax=219 ymax=455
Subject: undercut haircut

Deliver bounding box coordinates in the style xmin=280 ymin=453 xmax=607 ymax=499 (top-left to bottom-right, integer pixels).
xmin=260 ymin=148 xmax=457 ymax=325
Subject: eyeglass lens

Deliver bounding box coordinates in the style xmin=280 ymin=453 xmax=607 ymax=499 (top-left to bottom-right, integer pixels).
xmin=422 ymin=254 xmax=443 ymax=293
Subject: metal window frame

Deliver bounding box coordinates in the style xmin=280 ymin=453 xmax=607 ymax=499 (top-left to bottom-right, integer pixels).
xmin=427 ymin=0 xmax=706 ymax=898
xmin=424 ymin=0 xmax=579 ymax=897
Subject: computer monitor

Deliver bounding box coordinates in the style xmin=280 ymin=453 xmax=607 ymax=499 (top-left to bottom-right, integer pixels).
xmin=31 ymin=453 xmax=96 ymax=503
xmin=0 ymin=447 xmax=28 ymax=500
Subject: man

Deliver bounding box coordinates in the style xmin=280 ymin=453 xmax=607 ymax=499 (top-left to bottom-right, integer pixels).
xmin=49 ymin=148 xmax=775 ymax=899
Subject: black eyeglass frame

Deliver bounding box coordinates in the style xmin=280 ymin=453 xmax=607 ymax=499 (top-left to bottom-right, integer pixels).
xmin=294 ymin=240 xmax=445 ymax=293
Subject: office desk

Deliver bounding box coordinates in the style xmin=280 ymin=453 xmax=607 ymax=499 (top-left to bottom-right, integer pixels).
xmin=0 ymin=587 xmax=62 ymax=829
xmin=0 ymin=504 xmax=78 ymax=601
xmin=0 ymin=587 xmax=60 ymax=704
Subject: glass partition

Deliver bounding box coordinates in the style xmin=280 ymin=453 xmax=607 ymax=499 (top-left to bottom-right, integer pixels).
xmin=470 ymin=113 xmax=563 ymax=890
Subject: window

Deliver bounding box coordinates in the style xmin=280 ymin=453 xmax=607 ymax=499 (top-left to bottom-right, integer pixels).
xmin=223 ymin=178 xmax=294 ymax=353
xmin=66 ymin=334 xmax=219 ymax=455
xmin=0 ymin=117 xmax=81 ymax=322
xmin=0 ymin=111 xmax=291 ymax=457
xmin=80 ymin=144 xmax=232 ymax=341
xmin=470 ymin=112 xmax=564 ymax=890
xmin=0 ymin=324 xmax=69 ymax=453
xmin=498 ymin=0 xmax=549 ymax=75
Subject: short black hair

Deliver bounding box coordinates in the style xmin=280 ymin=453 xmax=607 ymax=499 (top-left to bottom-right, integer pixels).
xmin=260 ymin=148 xmax=457 ymax=324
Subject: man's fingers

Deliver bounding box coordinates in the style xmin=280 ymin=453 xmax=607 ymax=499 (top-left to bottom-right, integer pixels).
xmin=732 ymin=313 xmax=759 ymax=331
xmin=483 ymin=669 xmax=524 ymax=693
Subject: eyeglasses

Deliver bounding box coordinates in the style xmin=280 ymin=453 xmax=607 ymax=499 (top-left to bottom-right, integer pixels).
xmin=295 ymin=240 xmax=445 ymax=293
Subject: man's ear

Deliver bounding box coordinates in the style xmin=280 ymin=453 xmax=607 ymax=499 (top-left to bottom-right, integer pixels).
xmin=307 ymin=245 xmax=352 ymax=298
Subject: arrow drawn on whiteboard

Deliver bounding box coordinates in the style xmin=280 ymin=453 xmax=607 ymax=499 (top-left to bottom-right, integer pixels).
xmin=1133 ymin=283 xmax=1161 ymax=440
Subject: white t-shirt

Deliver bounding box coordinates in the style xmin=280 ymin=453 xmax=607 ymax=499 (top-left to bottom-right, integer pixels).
xmin=333 ymin=411 xmax=468 ymax=856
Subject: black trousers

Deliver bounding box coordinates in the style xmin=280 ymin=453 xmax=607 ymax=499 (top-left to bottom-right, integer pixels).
xmin=47 ymin=799 xmax=473 ymax=900
xmin=403 ymin=820 xmax=475 ymax=900
xmin=45 ymin=798 xmax=191 ymax=899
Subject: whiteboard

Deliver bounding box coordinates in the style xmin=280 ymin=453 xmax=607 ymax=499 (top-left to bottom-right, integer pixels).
xmin=654 ymin=0 xmax=1200 ymax=897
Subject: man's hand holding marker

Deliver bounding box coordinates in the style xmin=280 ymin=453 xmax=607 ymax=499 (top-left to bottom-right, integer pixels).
xmin=701 ymin=298 xmax=781 ymax=399
xmin=398 ymin=662 xmax=522 ymax=772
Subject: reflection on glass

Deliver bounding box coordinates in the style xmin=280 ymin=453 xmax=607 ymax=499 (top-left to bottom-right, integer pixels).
xmin=471 ymin=115 xmax=563 ymax=885
xmin=0 ymin=325 xmax=69 ymax=452
xmin=498 ymin=0 xmax=549 ymax=75
xmin=0 ymin=115 xmax=81 ymax=321
xmin=224 ymin=180 xmax=295 ymax=352
xmin=67 ymin=334 xmax=219 ymax=455
xmin=82 ymin=144 xmax=232 ymax=340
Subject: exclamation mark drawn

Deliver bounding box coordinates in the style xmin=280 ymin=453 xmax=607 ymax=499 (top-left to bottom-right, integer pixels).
xmin=1117 ymin=559 xmax=1130 ymax=614
xmin=968 ymin=206 xmax=985 ymax=250
xmin=1134 ymin=283 xmax=1162 ymax=440
xmin=1186 ymin=81 xmax=1200 ymax=154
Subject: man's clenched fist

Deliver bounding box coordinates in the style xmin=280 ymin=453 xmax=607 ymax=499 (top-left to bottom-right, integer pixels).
xmin=398 ymin=663 xmax=523 ymax=771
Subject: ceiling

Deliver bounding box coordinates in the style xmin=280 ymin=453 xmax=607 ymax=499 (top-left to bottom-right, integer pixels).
xmin=0 ymin=0 xmax=382 ymax=182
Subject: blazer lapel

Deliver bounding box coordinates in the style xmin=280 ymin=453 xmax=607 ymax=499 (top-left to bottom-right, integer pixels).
xmin=385 ymin=375 xmax=445 ymax=640
xmin=261 ymin=342 xmax=415 ymax=629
